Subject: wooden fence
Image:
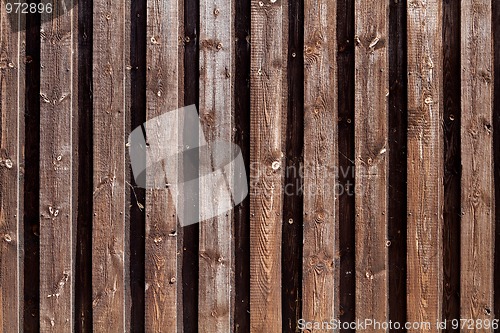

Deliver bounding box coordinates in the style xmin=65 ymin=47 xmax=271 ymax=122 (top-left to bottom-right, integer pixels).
xmin=0 ymin=0 xmax=499 ymax=332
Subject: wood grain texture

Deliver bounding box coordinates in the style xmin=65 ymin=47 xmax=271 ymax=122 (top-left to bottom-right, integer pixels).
xmin=302 ymin=0 xmax=338 ymax=329
xmin=460 ymin=0 xmax=494 ymax=329
xmin=354 ymin=0 xmax=389 ymax=326
xmin=39 ymin=1 xmax=76 ymax=331
xmin=92 ymin=0 xmax=130 ymax=330
xmin=406 ymin=0 xmax=443 ymax=331
xmin=144 ymin=0 xmax=181 ymax=331
xmin=198 ymin=0 xmax=234 ymax=331
xmin=0 ymin=6 xmax=24 ymax=333
xmin=249 ymin=0 xmax=287 ymax=330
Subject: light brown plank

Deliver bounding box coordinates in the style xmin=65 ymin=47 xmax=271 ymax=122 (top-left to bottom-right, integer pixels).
xmin=0 ymin=6 xmax=24 ymax=333
xmin=198 ymin=0 xmax=234 ymax=331
xmin=460 ymin=0 xmax=494 ymax=329
xmin=406 ymin=1 xmax=443 ymax=331
xmin=302 ymin=0 xmax=339 ymax=328
xmin=39 ymin=1 xmax=76 ymax=331
xmin=144 ymin=0 xmax=181 ymax=331
xmin=92 ymin=0 xmax=130 ymax=330
xmin=249 ymin=0 xmax=287 ymax=331
xmin=354 ymin=0 xmax=389 ymax=326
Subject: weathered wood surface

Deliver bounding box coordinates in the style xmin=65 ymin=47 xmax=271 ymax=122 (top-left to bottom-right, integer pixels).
xmin=354 ymin=0 xmax=389 ymax=327
xmin=0 ymin=6 xmax=24 ymax=333
xmin=406 ymin=0 xmax=443 ymax=331
xmin=92 ymin=0 xmax=130 ymax=330
xmin=0 ymin=2 xmax=499 ymax=332
xmin=198 ymin=0 xmax=234 ymax=331
xmin=460 ymin=0 xmax=494 ymax=329
xmin=249 ymin=0 xmax=287 ymax=331
xmin=302 ymin=0 xmax=338 ymax=328
xmin=144 ymin=0 xmax=181 ymax=331
xmin=39 ymin=1 xmax=76 ymax=331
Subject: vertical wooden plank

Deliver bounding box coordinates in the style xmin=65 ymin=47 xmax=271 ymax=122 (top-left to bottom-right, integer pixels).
xmin=75 ymin=0 xmax=94 ymax=330
xmin=302 ymin=0 xmax=338 ymax=328
xmin=461 ymin=0 xmax=494 ymax=328
xmin=129 ymin=0 xmax=147 ymax=330
xmin=198 ymin=0 xmax=234 ymax=331
xmin=354 ymin=0 xmax=388 ymax=325
xmin=442 ymin=0 xmax=461 ymax=328
xmin=249 ymin=0 xmax=286 ymax=330
xmin=337 ymin=0 xmax=356 ymax=326
xmin=233 ymin=0 xmax=251 ymax=330
xmin=388 ymin=0 xmax=407 ymax=330
xmin=282 ymin=0 xmax=303 ymax=330
xmin=92 ymin=0 xmax=130 ymax=330
xmin=23 ymin=11 xmax=40 ymax=332
xmin=406 ymin=0 xmax=443 ymax=331
xmin=494 ymin=0 xmax=500 ymax=326
xmin=0 ymin=6 xmax=24 ymax=333
xmin=144 ymin=0 xmax=180 ymax=331
xmin=181 ymin=0 xmax=200 ymax=329
xmin=39 ymin=1 xmax=75 ymax=331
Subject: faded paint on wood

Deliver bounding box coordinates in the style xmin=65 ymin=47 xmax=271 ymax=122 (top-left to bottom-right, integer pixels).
xmin=406 ymin=0 xmax=443 ymax=331
xmin=249 ymin=0 xmax=286 ymax=330
xmin=92 ymin=0 xmax=130 ymax=330
xmin=144 ymin=0 xmax=181 ymax=331
xmin=354 ymin=0 xmax=389 ymax=326
xmin=460 ymin=0 xmax=494 ymax=328
xmin=302 ymin=0 xmax=339 ymax=328
xmin=0 ymin=6 xmax=24 ymax=333
xmin=39 ymin=1 xmax=75 ymax=331
xmin=198 ymin=0 xmax=234 ymax=331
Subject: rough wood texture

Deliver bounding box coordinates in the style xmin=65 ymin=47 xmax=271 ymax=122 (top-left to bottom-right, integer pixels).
xmin=198 ymin=0 xmax=234 ymax=331
xmin=460 ymin=0 xmax=494 ymax=329
xmin=249 ymin=0 xmax=286 ymax=330
xmin=92 ymin=0 xmax=130 ymax=330
xmin=0 ymin=7 xmax=24 ymax=333
xmin=39 ymin=2 xmax=75 ymax=331
xmin=406 ymin=1 xmax=443 ymax=331
xmin=354 ymin=0 xmax=389 ymax=325
xmin=144 ymin=0 xmax=181 ymax=331
xmin=302 ymin=0 xmax=338 ymax=328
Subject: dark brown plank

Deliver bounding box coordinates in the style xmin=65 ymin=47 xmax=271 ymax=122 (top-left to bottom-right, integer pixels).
xmin=388 ymin=0 xmax=407 ymax=331
xmin=144 ymin=0 xmax=181 ymax=331
xmin=181 ymin=0 xmax=200 ymax=329
xmin=442 ymin=0 xmax=461 ymax=330
xmin=23 ymin=11 xmax=41 ymax=333
xmin=337 ymin=0 xmax=356 ymax=327
xmin=249 ymin=0 xmax=287 ymax=330
xmin=354 ymin=0 xmax=389 ymax=324
xmin=406 ymin=0 xmax=443 ymax=331
xmin=92 ymin=0 xmax=130 ymax=330
xmin=233 ymin=0 xmax=251 ymax=330
xmin=460 ymin=0 xmax=494 ymax=328
xmin=75 ymin=0 xmax=94 ymax=330
xmin=129 ymin=0 xmax=147 ymax=330
xmin=302 ymin=0 xmax=338 ymax=327
xmin=282 ymin=0 xmax=303 ymax=330
xmin=0 ymin=5 xmax=24 ymax=333
xmin=39 ymin=1 xmax=76 ymax=331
